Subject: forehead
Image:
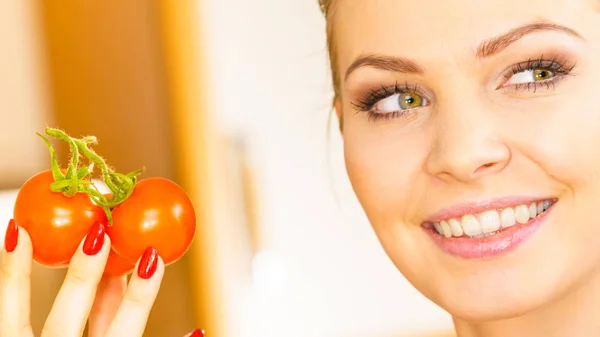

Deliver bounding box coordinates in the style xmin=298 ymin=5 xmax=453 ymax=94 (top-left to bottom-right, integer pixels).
xmin=333 ymin=0 xmax=590 ymax=74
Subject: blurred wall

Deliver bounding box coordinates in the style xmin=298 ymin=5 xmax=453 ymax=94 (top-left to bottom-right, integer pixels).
xmin=37 ymin=1 xmax=174 ymax=179
xmin=0 ymin=1 xmax=50 ymax=189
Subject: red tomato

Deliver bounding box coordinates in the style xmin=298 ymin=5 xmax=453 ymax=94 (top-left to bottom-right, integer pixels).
xmin=107 ymin=177 xmax=196 ymax=265
xmin=100 ymin=193 xmax=136 ymax=276
xmin=13 ymin=170 xmax=107 ymax=267
xmin=104 ymin=248 xmax=135 ymax=276
xmin=93 ymin=193 xmax=136 ymax=276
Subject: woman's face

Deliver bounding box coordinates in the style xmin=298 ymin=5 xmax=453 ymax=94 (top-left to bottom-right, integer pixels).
xmin=336 ymin=0 xmax=600 ymax=321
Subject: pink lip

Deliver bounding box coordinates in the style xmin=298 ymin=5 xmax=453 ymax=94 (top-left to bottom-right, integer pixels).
xmin=424 ymin=196 xmax=554 ymax=223
xmin=424 ymin=202 xmax=555 ymax=259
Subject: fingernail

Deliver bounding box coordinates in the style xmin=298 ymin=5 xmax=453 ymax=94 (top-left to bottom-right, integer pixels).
xmin=83 ymin=221 xmax=106 ymax=256
xmin=4 ymin=219 xmax=18 ymax=253
xmin=189 ymin=329 xmax=205 ymax=337
xmin=137 ymin=247 xmax=158 ymax=279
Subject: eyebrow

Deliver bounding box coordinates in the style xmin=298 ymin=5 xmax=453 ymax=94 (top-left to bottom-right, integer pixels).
xmin=344 ymin=21 xmax=583 ymax=81
xmin=476 ymin=21 xmax=582 ymax=58
xmin=344 ymin=54 xmax=424 ymax=80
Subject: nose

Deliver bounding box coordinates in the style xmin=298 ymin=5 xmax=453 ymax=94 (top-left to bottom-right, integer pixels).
xmin=425 ymin=101 xmax=511 ymax=184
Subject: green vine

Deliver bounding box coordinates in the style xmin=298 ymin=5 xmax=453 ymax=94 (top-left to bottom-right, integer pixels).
xmin=37 ymin=127 xmax=144 ymax=224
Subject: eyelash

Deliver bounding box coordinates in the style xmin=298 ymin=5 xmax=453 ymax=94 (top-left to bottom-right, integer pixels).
xmin=503 ymin=55 xmax=575 ymax=91
xmin=352 ymin=82 xmax=425 ymax=122
xmin=352 ymin=55 xmax=576 ymax=122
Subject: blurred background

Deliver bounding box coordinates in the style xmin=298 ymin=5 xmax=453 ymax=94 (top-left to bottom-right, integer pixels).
xmin=0 ymin=1 xmax=455 ymax=336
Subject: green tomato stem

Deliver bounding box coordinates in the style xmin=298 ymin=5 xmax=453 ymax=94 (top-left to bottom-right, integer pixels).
xmin=40 ymin=127 xmax=144 ymax=225
xmin=37 ymin=133 xmax=65 ymax=182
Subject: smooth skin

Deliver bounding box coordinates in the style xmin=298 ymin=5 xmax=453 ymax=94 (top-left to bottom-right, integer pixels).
xmin=0 ymin=225 xmax=177 ymax=337
xmin=331 ymin=0 xmax=600 ymax=336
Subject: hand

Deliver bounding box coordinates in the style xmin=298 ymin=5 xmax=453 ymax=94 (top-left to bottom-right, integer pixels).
xmin=0 ymin=219 xmax=202 ymax=337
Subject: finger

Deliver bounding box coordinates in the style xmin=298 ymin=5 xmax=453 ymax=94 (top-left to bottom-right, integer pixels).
xmin=88 ymin=275 xmax=127 ymax=337
xmin=0 ymin=220 xmax=33 ymax=337
xmin=105 ymin=247 xmax=164 ymax=337
xmin=41 ymin=221 xmax=110 ymax=337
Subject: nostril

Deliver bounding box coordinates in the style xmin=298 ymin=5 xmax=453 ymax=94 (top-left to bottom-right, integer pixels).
xmin=474 ymin=162 xmax=498 ymax=175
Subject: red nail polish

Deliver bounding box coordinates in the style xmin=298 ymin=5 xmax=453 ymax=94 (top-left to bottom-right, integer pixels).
xmin=189 ymin=329 xmax=205 ymax=337
xmin=137 ymin=247 xmax=158 ymax=279
xmin=4 ymin=219 xmax=18 ymax=253
xmin=83 ymin=221 xmax=105 ymax=256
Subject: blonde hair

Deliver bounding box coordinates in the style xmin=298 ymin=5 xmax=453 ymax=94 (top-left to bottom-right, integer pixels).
xmin=319 ymin=0 xmax=341 ymax=99
xmin=318 ymin=0 xmax=333 ymax=15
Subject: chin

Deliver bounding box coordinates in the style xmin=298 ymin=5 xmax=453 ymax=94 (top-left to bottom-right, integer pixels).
xmin=430 ymin=282 xmax=555 ymax=322
xmin=380 ymin=224 xmax=593 ymax=324
xmin=412 ymin=248 xmax=597 ymax=324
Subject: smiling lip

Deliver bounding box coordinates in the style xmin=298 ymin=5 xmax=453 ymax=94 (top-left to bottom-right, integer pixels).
xmin=424 ymin=196 xmax=551 ymax=223
xmin=422 ymin=197 xmax=556 ymax=259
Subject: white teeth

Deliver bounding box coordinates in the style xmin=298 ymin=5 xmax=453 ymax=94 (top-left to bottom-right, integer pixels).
xmin=440 ymin=220 xmax=452 ymax=238
xmin=515 ymin=205 xmax=530 ymax=224
xmin=434 ymin=222 xmax=443 ymax=235
xmin=500 ymin=207 xmax=516 ymax=228
xmin=480 ymin=210 xmax=500 ymax=233
xmin=461 ymin=214 xmax=481 ymax=236
xmin=529 ymin=203 xmax=537 ymax=218
xmin=543 ymin=200 xmax=552 ymax=211
xmin=469 ymin=232 xmax=496 ymax=239
xmin=431 ymin=200 xmax=553 ymax=239
xmin=449 ymin=219 xmax=463 ymax=237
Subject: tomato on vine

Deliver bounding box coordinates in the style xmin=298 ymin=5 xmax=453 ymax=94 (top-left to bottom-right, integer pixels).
xmin=13 ymin=127 xmax=197 ymax=272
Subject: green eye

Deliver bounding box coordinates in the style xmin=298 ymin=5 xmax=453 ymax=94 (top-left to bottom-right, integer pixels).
xmin=399 ymin=93 xmax=424 ymax=109
xmin=370 ymin=89 xmax=428 ymax=114
xmin=533 ymin=69 xmax=555 ymax=81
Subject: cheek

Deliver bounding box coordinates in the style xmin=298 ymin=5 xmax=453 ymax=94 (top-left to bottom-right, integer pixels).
xmin=343 ymin=129 xmax=437 ymax=289
xmin=509 ymin=90 xmax=600 ymax=193
xmin=342 ymin=120 xmax=452 ymax=307
xmin=343 ymin=123 xmax=431 ymax=225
